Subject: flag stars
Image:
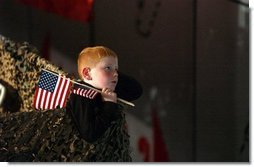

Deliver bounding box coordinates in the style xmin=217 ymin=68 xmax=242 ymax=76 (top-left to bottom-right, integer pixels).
xmin=38 ymin=71 xmax=58 ymax=92
xmin=34 ymin=70 xmax=73 ymax=110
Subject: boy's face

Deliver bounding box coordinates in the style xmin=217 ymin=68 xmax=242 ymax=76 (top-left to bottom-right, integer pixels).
xmin=88 ymin=56 xmax=118 ymax=91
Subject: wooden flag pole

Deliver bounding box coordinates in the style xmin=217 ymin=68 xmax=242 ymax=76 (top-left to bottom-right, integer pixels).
xmin=42 ymin=69 xmax=135 ymax=107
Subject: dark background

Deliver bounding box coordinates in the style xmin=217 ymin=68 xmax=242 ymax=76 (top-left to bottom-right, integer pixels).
xmin=0 ymin=0 xmax=249 ymax=162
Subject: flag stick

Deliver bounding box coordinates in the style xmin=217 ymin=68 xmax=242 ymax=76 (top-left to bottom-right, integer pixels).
xmin=42 ymin=68 xmax=135 ymax=107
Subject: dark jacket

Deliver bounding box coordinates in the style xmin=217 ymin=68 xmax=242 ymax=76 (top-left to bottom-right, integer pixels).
xmin=66 ymin=72 xmax=142 ymax=142
xmin=66 ymin=82 xmax=133 ymax=161
xmin=66 ymin=82 xmax=123 ymax=142
xmin=66 ymin=75 xmax=142 ymax=161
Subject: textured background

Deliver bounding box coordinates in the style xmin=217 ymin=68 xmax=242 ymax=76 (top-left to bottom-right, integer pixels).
xmin=0 ymin=0 xmax=249 ymax=162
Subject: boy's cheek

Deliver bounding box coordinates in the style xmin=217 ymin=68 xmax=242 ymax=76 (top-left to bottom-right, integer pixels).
xmin=102 ymin=72 xmax=113 ymax=78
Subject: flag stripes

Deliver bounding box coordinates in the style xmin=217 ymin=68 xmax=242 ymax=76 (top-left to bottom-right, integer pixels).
xmin=72 ymin=87 xmax=98 ymax=99
xmin=33 ymin=69 xmax=135 ymax=109
xmin=33 ymin=70 xmax=72 ymax=110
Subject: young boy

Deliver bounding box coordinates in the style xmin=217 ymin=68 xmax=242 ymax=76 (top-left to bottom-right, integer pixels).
xmin=66 ymin=46 xmax=142 ymax=161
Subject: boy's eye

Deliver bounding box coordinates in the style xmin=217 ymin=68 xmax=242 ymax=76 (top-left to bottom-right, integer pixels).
xmin=104 ymin=66 xmax=111 ymax=70
xmin=104 ymin=66 xmax=118 ymax=72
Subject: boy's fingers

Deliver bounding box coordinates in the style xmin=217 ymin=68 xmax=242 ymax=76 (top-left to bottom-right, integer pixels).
xmin=102 ymin=88 xmax=114 ymax=93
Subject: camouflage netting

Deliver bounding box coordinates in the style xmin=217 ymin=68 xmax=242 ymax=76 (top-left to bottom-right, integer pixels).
xmin=0 ymin=109 xmax=131 ymax=162
xmin=0 ymin=35 xmax=67 ymax=113
xmin=0 ymin=109 xmax=95 ymax=162
xmin=0 ymin=35 xmax=131 ymax=162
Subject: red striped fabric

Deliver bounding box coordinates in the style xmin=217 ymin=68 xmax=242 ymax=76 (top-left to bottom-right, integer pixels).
xmin=33 ymin=70 xmax=72 ymax=110
xmin=72 ymin=86 xmax=98 ymax=99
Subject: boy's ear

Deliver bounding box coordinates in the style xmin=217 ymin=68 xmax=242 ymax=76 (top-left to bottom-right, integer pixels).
xmin=82 ymin=67 xmax=92 ymax=80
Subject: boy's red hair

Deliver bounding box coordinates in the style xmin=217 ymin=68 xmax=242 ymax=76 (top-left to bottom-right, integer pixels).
xmin=77 ymin=46 xmax=118 ymax=79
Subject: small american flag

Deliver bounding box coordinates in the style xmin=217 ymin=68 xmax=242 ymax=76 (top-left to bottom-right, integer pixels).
xmin=33 ymin=70 xmax=72 ymax=110
xmin=72 ymin=84 xmax=98 ymax=99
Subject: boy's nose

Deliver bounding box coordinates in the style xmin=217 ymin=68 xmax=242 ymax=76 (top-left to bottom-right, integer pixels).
xmin=113 ymin=70 xmax=118 ymax=77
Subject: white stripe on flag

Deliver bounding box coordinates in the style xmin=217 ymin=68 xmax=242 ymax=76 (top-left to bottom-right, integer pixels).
xmin=54 ymin=77 xmax=64 ymax=108
xmin=86 ymin=89 xmax=92 ymax=98
xmin=89 ymin=90 xmax=97 ymax=99
xmin=36 ymin=88 xmax=42 ymax=109
xmin=40 ymin=90 xmax=46 ymax=110
xmin=82 ymin=89 xmax=87 ymax=97
xmin=58 ymin=78 xmax=66 ymax=108
xmin=80 ymin=88 xmax=84 ymax=96
xmin=44 ymin=91 xmax=50 ymax=109
xmin=50 ymin=77 xmax=59 ymax=109
xmin=77 ymin=88 xmax=80 ymax=95
xmin=60 ymin=79 xmax=71 ymax=108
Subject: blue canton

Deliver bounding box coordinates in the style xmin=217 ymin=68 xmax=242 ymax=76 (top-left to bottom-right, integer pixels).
xmin=38 ymin=71 xmax=58 ymax=92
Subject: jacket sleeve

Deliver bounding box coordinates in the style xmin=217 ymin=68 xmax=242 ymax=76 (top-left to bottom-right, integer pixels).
xmin=66 ymin=94 xmax=122 ymax=142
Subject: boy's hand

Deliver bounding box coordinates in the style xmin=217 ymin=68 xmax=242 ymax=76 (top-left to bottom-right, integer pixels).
xmin=101 ymin=88 xmax=117 ymax=103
